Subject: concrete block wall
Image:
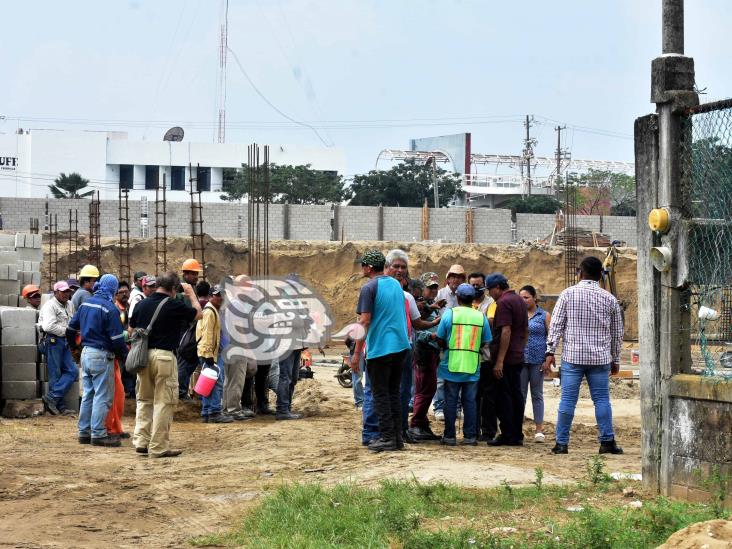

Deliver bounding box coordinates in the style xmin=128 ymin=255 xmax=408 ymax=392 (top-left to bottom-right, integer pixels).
xmin=383 ymin=207 xmax=421 ymax=241
xmin=0 ymin=197 xmax=640 ymax=245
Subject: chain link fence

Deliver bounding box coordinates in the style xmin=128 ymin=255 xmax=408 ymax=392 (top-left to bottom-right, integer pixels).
xmin=681 ymin=100 xmax=732 ymax=377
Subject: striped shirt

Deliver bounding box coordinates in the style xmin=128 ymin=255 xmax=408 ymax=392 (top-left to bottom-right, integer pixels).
xmin=546 ymin=280 xmax=623 ymax=365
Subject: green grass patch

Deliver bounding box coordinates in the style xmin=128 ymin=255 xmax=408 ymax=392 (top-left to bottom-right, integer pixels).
xmin=192 ymin=477 xmax=718 ymax=549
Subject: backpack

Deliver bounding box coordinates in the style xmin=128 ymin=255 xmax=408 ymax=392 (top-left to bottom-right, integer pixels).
xmin=177 ymin=320 xmax=200 ymax=364
xmin=125 ymin=297 xmax=169 ymax=374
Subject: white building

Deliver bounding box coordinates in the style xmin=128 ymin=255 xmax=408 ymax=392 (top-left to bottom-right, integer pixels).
xmin=0 ymin=129 xmax=346 ymax=202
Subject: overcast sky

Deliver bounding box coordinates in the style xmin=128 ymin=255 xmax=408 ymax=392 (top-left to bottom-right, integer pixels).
xmin=1 ymin=1 xmax=730 ymax=177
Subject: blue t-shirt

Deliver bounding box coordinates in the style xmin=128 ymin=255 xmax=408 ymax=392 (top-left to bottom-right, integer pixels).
xmin=357 ymin=275 xmax=409 ymax=360
xmin=436 ymin=307 xmax=492 ymax=383
xmin=524 ymin=307 xmax=548 ymax=364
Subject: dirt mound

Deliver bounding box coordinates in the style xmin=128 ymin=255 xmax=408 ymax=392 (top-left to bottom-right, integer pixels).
xmin=658 ymin=519 xmax=732 ymax=548
xmin=50 ymin=237 xmax=639 ymax=339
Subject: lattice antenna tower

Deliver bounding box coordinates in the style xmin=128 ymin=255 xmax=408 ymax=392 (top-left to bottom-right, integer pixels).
xmin=216 ymin=0 xmax=229 ymax=143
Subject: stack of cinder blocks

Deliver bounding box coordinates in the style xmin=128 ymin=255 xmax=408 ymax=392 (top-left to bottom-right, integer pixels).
xmin=0 ymin=233 xmax=43 ymax=307
xmin=0 ymin=307 xmax=41 ymax=400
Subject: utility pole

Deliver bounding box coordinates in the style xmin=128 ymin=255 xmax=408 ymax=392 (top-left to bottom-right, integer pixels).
xmin=554 ymin=125 xmax=569 ymax=193
xmin=523 ymin=115 xmax=537 ymax=195
xmin=426 ymin=156 xmax=439 ymax=208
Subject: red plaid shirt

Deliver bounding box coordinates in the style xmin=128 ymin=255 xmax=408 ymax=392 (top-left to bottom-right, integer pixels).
xmin=546 ymin=280 xmax=623 ymax=365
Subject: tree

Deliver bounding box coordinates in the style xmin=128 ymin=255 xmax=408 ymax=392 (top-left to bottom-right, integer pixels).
xmin=349 ymin=159 xmax=463 ymax=207
xmin=500 ymin=195 xmax=561 ymax=214
xmin=561 ymin=169 xmax=636 ymax=216
xmin=48 ymin=172 xmax=94 ymax=199
xmin=221 ymin=164 xmax=351 ymax=204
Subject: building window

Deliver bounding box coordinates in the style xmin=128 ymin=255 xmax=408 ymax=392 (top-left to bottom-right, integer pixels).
xmin=145 ymin=165 xmax=159 ymax=190
xmin=119 ymin=165 xmax=133 ymax=190
xmin=171 ymin=166 xmax=185 ymax=191
xmin=196 ymin=167 xmax=211 ymax=192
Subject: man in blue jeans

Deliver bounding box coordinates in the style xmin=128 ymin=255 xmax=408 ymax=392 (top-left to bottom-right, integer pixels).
xmin=39 ymin=281 xmax=77 ymax=416
xmin=434 ymin=284 xmax=491 ymax=446
xmin=197 ymin=285 xmax=232 ymax=423
xmin=544 ymin=256 xmax=624 ymax=455
xmin=68 ymin=274 xmax=128 ymax=447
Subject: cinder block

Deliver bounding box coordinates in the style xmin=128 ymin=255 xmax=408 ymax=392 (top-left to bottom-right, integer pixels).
xmin=0 ymin=234 xmax=16 ymax=247
xmin=2 ymin=363 xmax=37 ymax=381
xmin=0 ymin=264 xmax=17 ymax=280
xmin=14 ymin=233 xmax=26 ymax=248
xmin=1 ymin=380 xmax=39 ymax=399
xmin=0 ymin=306 xmax=37 ymax=328
xmin=41 ymin=381 xmax=79 ymax=412
xmin=1 ymin=327 xmax=37 ymax=345
xmin=0 ymin=280 xmax=18 ymax=294
xmin=30 ymin=234 xmax=42 ymax=248
xmin=0 ymin=294 xmax=19 ymax=307
xmin=16 ymin=248 xmax=42 ymax=262
xmin=19 ymin=271 xmax=40 ymax=285
xmin=2 ymin=344 xmax=39 ymax=365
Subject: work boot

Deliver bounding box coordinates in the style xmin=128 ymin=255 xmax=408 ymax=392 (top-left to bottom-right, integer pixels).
xmin=91 ymin=436 xmax=122 ymax=448
xmin=152 ymin=449 xmax=183 ymax=458
xmin=461 ymin=437 xmax=478 ymax=446
xmin=599 ymin=439 xmax=624 ymax=455
xmin=410 ymin=426 xmax=440 ymax=441
xmin=42 ymin=394 xmax=59 ymax=416
xmin=402 ymin=429 xmax=417 ymax=444
xmin=78 ymin=435 xmax=91 ymax=444
xmin=368 ymin=437 xmax=398 ymax=453
xmin=551 ymin=443 xmax=569 ymax=454
xmin=257 ymin=407 xmax=276 ymax=416
xmin=135 ymin=447 xmax=148 ymax=454
xmin=208 ymin=413 xmax=234 ymax=424
xmin=440 ymin=436 xmax=457 ymax=447
xmin=276 ymin=411 xmax=303 ymax=420
xmin=231 ymin=410 xmax=254 ymax=421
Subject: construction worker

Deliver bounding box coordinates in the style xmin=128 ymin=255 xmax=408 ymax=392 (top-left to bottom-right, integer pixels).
xmin=69 ymin=274 xmax=128 ymax=447
xmin=21 ymin=284 xmax=41 ymax=310
xmin=128 ymin=271 xmax=147 ymax=312
xmin=197 ymin=285 xmax=232 ymax=423
xmin=433 ymin=283 xmax=492 ymax=446
xmin=178 ymin=258 xmax=203 ymax=399
xmin=39 ymin=281 xmax=77 ymax=416
xmin=71 ymin=265 xmax=100 ymax=310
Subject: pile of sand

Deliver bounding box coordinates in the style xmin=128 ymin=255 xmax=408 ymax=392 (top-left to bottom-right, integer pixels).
xmin=658 ymin=519 xmax=732 ymax=548
xmin=47 ymin=236 xmax=639 ymax=339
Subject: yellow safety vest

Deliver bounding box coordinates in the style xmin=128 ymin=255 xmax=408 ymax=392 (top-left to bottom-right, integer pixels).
xmin=448 ymin=306 xmax=484 ymax=374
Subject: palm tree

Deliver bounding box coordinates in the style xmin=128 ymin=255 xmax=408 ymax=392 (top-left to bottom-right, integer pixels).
xmin=48 ymin=172 xmax=94 ymax=199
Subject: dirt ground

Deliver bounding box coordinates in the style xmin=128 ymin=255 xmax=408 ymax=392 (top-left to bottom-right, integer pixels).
xmin=0 ymin=362 xmax=641 ymax=548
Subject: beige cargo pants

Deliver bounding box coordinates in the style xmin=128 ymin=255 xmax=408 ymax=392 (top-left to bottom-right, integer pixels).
xmin=133 ymin=349 xmax=178 ymax=456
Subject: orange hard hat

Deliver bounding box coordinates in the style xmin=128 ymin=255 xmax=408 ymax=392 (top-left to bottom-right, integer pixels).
xmin=22 ymin=284 xmax=40 ymax=298
xmin=181 ymin=258 xmax=203 ymax=272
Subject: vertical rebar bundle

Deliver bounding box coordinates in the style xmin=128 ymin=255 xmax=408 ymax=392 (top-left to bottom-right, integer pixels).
xmin=88 ymin=190 xmax=101 ymax=268
xmin=563 ymin=178 xmax=578 ymax=288
xmin=118 ymin=187 xmax=131 ymax=283
xmin=189 ymin=163 xmax=207 ymax=280
xmin=155 ymin=174 xmax=168 ymax=275
xmin=47 ymin=214 xmax=58 ymax=289
xmin=29 ymin=218 xmax=39 ymax=234
xmin=247 ymin=144 xmax=270 ymax=277
xmin=68 ymin=209 xmax=79 ymax=278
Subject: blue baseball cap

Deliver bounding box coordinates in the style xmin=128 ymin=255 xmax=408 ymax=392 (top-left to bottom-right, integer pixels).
xmin=456 ymin=283 xmax=476 ymax=299
xmin=485 ymin=273 xmax=508 ymax=289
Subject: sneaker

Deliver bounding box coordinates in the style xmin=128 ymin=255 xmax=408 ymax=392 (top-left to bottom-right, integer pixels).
xmin=461 ymin=437 xmax=478 ymax=446
xmin=440 ymin=436 xmax=457 ymax=447
xmin=534 ymin=432 xmax=546 ymax=443
xmin=599 ymin=439 xmax=624 ymax=455
xmin=135 ymin=447 xmax=148 ymax=454
xmin=91 ymin=436 xmax=122 ymax=448
xmin=257 ymin=407 xmax=276 ymax=416
xmin=42 ymin=395 xmax=60 ymax=416
xmin=434 ymin=410 xmax=445 ymax=421
xmin=487 ymin=436 xmax=523 ymax=447
xmin=368 ymin=437 xmax=398 ymax=453
xmin=276 ymin=411 xmax=303 ymax=420
xmin=551 ymin=443 xmax=569 ymax=454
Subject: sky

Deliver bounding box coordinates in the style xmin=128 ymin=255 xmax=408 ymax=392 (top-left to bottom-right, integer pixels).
xmin=1 ymin=0 xmax=731 ymax=178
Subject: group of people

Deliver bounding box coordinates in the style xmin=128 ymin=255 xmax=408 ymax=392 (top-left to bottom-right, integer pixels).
xmin=36 ymin=259 xmax=307 ymax=458
xmin=350 ymin=249 xmax=625 ymax=455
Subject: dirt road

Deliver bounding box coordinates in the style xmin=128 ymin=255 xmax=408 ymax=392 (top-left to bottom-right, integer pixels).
xmin=0 ymin=365 xmax=641 ymax=548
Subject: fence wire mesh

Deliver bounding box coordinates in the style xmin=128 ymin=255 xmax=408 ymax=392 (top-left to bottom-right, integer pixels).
xmin=682 ymin=101 xmax=732 ymax=377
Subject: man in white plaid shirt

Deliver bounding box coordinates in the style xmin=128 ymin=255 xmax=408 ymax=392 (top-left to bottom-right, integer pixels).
xmin=543 ymin=256 xmax=624 ymax=455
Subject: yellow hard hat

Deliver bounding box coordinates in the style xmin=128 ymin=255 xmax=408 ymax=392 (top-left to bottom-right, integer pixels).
xmin=79 ymin=264 xmax=100 ymax=278
xmin=181 ymin=258 xmax=203 ymax=272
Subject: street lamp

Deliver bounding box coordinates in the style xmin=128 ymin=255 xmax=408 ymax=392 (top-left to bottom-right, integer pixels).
xmin=425 ymin=156 xmax=438 ymax=208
